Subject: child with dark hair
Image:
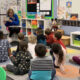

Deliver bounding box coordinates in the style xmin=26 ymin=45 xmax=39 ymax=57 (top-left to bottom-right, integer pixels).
xmin=51 ymin=43 xmax=66 ymax=74
xmin=6 ymin=41 xmax=32 ymax=75
xmin=52 ymin=18 xmax=58 ymax=31
xmin=18 ymin=32 xmax=24 ymax=40
xmin=28 ymin=44 xmax=56 ymax=80
xmin=45 ymin=28 xmax=56 ymax=47
xmin=55 ymin=31 xmax=66 ymax=49
xmin=0 ymin=31 xmax=12 ymax=62
xmin=36 ymin=28 xmax=46 ymax=45
xmin=12 ymin=32 xmax=26 ymax=56
xmin=16 ymin=32 xmax=25 ymax=52
xmin=35 ymin=44 xmax=46 ymax=57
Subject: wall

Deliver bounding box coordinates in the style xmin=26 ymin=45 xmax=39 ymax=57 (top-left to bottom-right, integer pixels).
xmin=61 ymin=26 xmax=80 ymax=35
xmin=71 ymin=0 xmax=80 ymax=20
xmin=58 ymin=0 xmax=80 ymax=35
xmin=54 ymin=0 xmax=57 ymax=18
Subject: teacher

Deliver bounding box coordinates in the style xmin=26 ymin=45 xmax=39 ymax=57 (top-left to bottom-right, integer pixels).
xmin=4 ymin=9 xmax=20 ymax=37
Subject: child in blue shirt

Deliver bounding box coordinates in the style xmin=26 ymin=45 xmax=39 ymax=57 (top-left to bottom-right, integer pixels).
xmin=36 ymin=28 xmax=46 ymax=45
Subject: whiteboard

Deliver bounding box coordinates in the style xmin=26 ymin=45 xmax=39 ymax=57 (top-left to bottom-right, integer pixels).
xmin=40 ymin=0 xmax=51 ymax=11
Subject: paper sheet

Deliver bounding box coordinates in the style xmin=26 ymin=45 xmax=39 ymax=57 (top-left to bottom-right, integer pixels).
xmin=40 ymin=0 xmax=51 ymax=11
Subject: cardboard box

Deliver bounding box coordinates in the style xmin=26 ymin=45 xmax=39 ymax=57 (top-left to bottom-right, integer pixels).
xmin=61 ymin=36 xmax=70 ymax=46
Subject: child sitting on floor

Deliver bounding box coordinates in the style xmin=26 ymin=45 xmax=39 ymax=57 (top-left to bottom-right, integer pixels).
xmin=51 ymin=18 xmax=58 ymax=31
xmin=12 ymin=32 xmax=26 ymax=56
xmin=50 ymin=31 xmax=66 ymax=56
xmin=45 ymin=28 xmax=56 ymax=47
xmin=55 ymin=31 xmax=66 ymax=50
xmin=16 ymin=32 xmax=25 ymax=51
xmin=36 ymin=28 xmax=46 ymax=45
xmin=0 ymin=31 xmax=12 ymax=63
xmin=6 ymin=41 xmax=32 ymax=75
xmin=51 ymin=43 xmax=66 ymax=74
xmin=28 ymin=44 xmax=56 ymax=80
xmin=28 ymin=34 xmax=37 ymax=58
xmin=69 ymin=56 xmax=80 ymax=65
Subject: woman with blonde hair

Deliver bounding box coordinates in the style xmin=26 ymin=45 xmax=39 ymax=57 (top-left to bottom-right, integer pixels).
xmin=4 ymin=9 xmax=20 ymax=37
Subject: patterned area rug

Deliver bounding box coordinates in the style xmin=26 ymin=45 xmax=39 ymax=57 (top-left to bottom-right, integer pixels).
xmin=0 ymin=47 xmax=80 ymax=80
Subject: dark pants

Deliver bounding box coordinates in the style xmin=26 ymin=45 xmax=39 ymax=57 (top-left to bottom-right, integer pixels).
xmin=12 ymin=51 xmax=17 ymax=57
xmin=6 ymin=64 xmax=28 ymax=75
xmin=6 ymin=64 xmax=19 ymax=75
xmin=8 ymin=27 xmax=20 ymax=37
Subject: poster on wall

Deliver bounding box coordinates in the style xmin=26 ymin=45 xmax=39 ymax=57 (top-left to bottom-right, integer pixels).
xmin=58 ymin=7 xmax=66 ymax=19
xmin=58 ymin=0 xmax=66 ymax=19
xmin=26 ymin=0 xmax=54 ymax=19
xmin=40 ymin=0 xmax=51 ymax=11
xmin=66 ymin=1 xmax=72 ymax=8
xmin=17 ymin=0 xmax=22 ymax=20
xmin=22 ymin=0 xmax=26 ymax=18
xmin=0 ymin=0 xmax=7 ymax=14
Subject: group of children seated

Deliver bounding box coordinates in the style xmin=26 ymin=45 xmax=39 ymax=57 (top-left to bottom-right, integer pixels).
xmin=0 ymin=28 xmax=80 ymax=80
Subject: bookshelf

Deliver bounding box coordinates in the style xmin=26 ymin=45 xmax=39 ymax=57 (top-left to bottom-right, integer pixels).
xmin=71 ymin=31 xmax=80 ymax=47
xmin=22 ymin=19 xmax=45 ymax=36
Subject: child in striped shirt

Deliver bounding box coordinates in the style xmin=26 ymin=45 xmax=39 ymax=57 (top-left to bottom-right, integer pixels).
xmin=28 ymin=44 xmax=56 ymax=80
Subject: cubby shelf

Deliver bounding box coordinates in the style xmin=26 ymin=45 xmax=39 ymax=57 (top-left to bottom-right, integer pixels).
xmin=21 ymin=18 xmax=46 ymax=36
xmin=70 ymin=31 xmax=80 ymax=47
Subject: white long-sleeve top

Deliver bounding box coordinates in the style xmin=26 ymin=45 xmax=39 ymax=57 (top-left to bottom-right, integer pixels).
xmin=28 ymin=43 xmax=36 ymax=58
xmin=54 ymin=46 xmax=66 ymax=72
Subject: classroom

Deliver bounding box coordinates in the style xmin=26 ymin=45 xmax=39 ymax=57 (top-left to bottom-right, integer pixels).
xmin=0 ymin=0 xmax=80 ymax=80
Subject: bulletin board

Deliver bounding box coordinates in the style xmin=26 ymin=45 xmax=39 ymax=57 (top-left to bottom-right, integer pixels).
xmin=26 ymin=0 xmax=54 ymax=19
xmin=40 ymin=0 xmax=51 ymax=11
